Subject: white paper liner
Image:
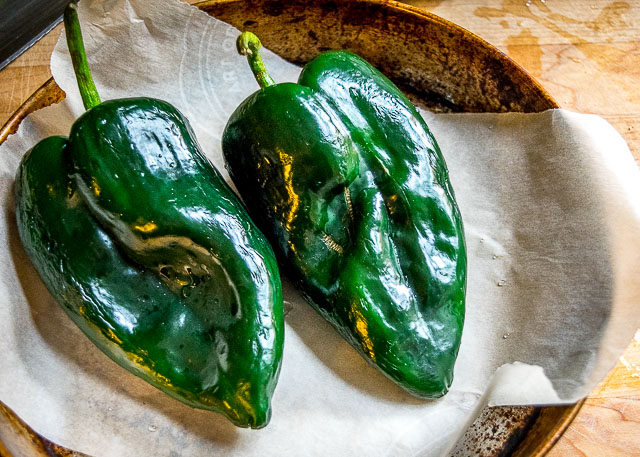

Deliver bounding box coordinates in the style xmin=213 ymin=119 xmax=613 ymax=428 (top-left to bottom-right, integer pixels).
xmin=1 ymin=1 xmax=639 ymax=455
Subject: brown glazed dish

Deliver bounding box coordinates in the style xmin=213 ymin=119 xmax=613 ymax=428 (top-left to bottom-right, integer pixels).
xmin=0 ymin=1 xmax=582 ymax=456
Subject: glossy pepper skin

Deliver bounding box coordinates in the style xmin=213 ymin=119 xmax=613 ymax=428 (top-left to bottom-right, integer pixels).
xmin=223 ymin=33 xmax=466 ymax=398
xmin=14 ymin=5 xmax=283 ymax=428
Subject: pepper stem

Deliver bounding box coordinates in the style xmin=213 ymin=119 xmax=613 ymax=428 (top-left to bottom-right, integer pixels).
xmin=64 ymin=1 xmax=101 ymax=110
xmin=237 ymin=32 xmax=275 ymax=89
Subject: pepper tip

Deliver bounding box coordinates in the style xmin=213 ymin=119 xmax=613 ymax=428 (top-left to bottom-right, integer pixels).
xmin=237 ymin=31 xmax=262 ymax=57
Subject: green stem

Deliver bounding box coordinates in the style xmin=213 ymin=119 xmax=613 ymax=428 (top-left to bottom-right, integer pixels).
xmin=236 ymin=32 xmax=275 ymax=89
xmin=64 ymin=1 xmax=101 ymax=110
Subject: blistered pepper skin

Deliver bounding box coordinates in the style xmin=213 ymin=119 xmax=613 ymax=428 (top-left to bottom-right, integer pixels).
xmin=15 ymin=99 xmax=284 ymax=428
xmin=223 ymin=47 xmax=466 ymax=398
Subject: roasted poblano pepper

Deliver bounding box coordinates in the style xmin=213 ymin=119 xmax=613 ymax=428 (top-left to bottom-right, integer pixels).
xmin=14 ymin=6 xmax=283 ymax=428
xmin=223 ymin=32 xmax=466 ymax=398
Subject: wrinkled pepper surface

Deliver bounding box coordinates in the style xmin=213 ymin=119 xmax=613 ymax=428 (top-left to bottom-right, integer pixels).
xmin=14 ymin=5 xmax=283 ymax=428
xmin=223 ymin=32 xmax=466 ymax=398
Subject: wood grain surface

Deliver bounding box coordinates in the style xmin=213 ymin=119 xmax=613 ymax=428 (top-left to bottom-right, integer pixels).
xmin=0 ymin=1 xmax=638 ymax=455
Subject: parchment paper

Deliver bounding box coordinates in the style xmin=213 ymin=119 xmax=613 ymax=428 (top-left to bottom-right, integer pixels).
xmin=1 ymin=0 xmax=639 ymax=456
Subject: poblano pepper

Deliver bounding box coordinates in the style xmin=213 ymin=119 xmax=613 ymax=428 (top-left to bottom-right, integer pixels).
xmin=14 ymin=5 xmax=283 ymax=428
xmin=223 ymin=32 xmax=466 ymax=398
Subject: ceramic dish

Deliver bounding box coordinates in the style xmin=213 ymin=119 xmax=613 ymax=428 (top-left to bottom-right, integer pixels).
xmin=0 ymin=1 xmax=582 ymax=455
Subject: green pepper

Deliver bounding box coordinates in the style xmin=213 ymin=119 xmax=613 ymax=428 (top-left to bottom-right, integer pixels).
xmin=14 ymin=5 xmax=283 ymax=428
xmin=223 ymin=32 xmax=466 ymax=398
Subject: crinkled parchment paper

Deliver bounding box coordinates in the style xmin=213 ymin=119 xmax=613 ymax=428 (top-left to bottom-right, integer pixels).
xmin=1 ymin=0 xmax=639 ymax=455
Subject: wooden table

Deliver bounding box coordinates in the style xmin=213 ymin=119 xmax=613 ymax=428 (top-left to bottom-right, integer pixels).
xmin=1 ymin=1 xmax=638 ymax=455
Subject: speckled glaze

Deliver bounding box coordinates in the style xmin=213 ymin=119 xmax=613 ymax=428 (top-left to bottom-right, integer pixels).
xmin=198 ymin=0 xmax=557 ymax=113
